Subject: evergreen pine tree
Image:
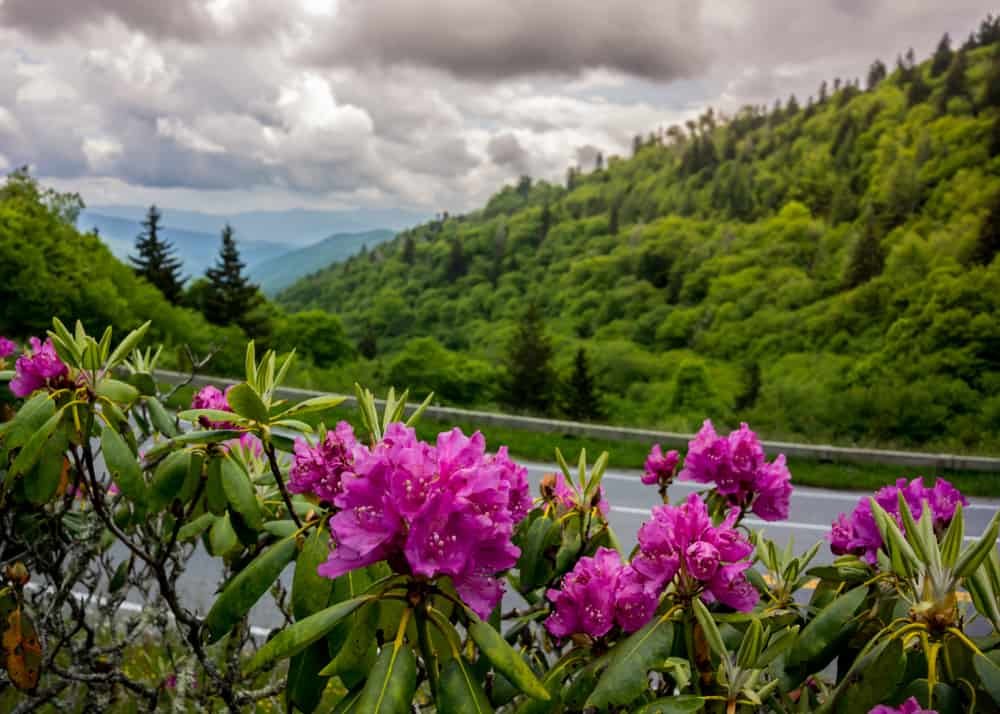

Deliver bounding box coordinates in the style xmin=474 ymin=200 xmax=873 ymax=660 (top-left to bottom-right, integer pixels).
xmin=971 ymin=193 xmax=1000 ymax=266
xmin=203 ymin=224 xmax=260 ymax=328
xmin=358 ymin=324 xmax=377 ymax=359
xmin=446 ymin=238 xmax=467 ymax=280
xmin=938 ymin=50 xmax=970 ymax=111
xmin=537 ymin=201 xmax=551 ymax=245
xmin=505 ymin=303 xmax=554 ymax=413
xmin=930 ymin=33 xmax=953 ymax=77
xmin=130 ymin=205 xmax=185 ymax=304
xmin=563 ymin=348 xmax=602 ymax=421
xmin=401 ymin=234 xmax=416 ymax=264
xmin=983 ymin=47 xmax=1000 ymax=108
xmin=844 ymin=219 xmax=886 ymax=288
xmin=867 ymin=60 xmax=887 ymax=89
xmin=594 ymin=151 xmax=604 ymax=171
xmin=907 ymin=71 xmax=932 ymax=106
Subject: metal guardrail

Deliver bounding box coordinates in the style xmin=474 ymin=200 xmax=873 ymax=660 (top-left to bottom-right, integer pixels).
xmin=154 ymin=369 xmax=1000 ymax=474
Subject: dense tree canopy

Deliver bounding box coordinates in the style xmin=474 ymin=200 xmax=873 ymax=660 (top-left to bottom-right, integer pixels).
xmin=279 ymin=35 xmax=1000 ymax=452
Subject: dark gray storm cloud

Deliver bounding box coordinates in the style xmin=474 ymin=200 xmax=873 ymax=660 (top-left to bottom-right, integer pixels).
xmin=306 ymin=0 xmax=709 ymax=81
xmin=487 ymin=133 xmax=530 ymax=174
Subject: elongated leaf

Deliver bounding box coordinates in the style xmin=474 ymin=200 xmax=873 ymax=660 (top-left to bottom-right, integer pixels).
xmin=149 ymin=451 xmax=190 ymax=513
xmin=468 ymin=618 xmax=549 ymax=701
xmin=96 ymin=378 xmax=139 ymax=405
xmin=939 ymin=503 xmax=964 ymax=568
xmin=292 ymin=528 xmax=333 ymax=621
xmin=209 ymin=512 xmax=238 ymax=556
xmin=220 ymin=458 xmax=263 ymax=529
xmin=833 ymin=638 xmax=903 ymax=713
xmin=11 ymin=409 xmax=63 ymax=477
xmin=276 ymin=395 xmax=347 ymax=420
xmin=955 ymin=510 xmax=1000 ymax=579
xmin=517 ymin=516 xmax=555 ymax=591
xmin=143 ymin=430 xmax=243 ymax=461
xmin=24 ymin=428 xmax=68 ymax=504
xmin=976 ymin=652 xmax=1000 ymax=705
xmin=205 ymin=535 xmax=298 ymax=643
xmin=245 ymin=595 xmax=371 ymax=673
xmin=1 ymin=394 xmax=55 ymax=449
xmin=586 ymin=614 xmax=675 ymax=709
xmin=178 ymin=513 xmax=215 ymax=541
xmin=787 ymin=585 xmax=866 ymax=668
xmin=227 ymin=383 xmax=269 ymax=423
xmin=635 ymin=696 xmax=706 ymax=713
xmin=692 ymin=598 xmax=727 ymax=659
xmin=106 ymin=321 xmax=150 ymax=368
xmin=438 ymin=656 xmax=494 ymax=714
xmin=205 ymin=457 xmax=226 ymax=515
xmin=287 ymin=641 xmax=329 ymax=714
xmin=177 ymin=409 xmax=240 ymax=425
xmin=100 ymin=424 xmax=146 ymax=505
xmin=145 ymin=397 xmax=178 ymax=438
xmin=355 ymin=642 xmax=418 ymax=714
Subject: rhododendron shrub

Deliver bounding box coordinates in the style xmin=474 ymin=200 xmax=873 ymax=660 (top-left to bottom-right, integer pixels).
xmin=2 ymin=319 xmax=1000 ymax=714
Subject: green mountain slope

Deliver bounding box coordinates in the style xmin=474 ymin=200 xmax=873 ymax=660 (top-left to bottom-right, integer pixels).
xmin=251 ymin=229 xmax=395 ymax=296
xmin=286 ymin=35 xmax=1000 ymax=452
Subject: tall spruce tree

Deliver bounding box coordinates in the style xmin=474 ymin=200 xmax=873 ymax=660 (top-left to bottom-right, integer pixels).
xmin=971 ymin=193 xmax=1000 ymax=266
xmin=867 ymin=59 xmax=888 ymax=89
xmin=845 ymin=219 xmax=886 ymax=288
xmin=130 ymin=205 xmax=184 ymax=304
xmin=938 ymin=50 xmax=970 ymax=111
xmin=505 ymin=302 xmax=554 ymax=413
xmin=563 ymin=347 xmax=602 ymax=421
xmin=204 ymin=224 xmax=260 ymax=328
xmin=930 ymin=33 xmax=954 ymax=77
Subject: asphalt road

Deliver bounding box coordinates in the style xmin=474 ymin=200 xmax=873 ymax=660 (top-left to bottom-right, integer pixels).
xmin=160 ymin=460 xmax=1000 ymax=632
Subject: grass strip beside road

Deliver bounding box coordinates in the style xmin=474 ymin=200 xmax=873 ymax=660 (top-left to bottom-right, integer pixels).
xmin=164 ymin=385 xmax=1000 ymax=498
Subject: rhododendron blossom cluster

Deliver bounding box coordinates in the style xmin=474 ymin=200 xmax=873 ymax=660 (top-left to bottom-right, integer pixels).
xmin=191 ymin=385 xmax=235 ymax=429
xmin=317 ymin=424 xmax=531 ymax=619
xmin=545 ymin=547 xmax=659 ymax=638
xmin=829 ymin=477 xmax=967 ymax=564
xmin=632 ymin=492 xmax=759 ymax=611
xmin=641 ymin=443 xmax=680 ymax=487
xmin=289 ymin=421 xmax=366 ymax=504
xmin=0 ymin=336 xmax=16 ymax=360
xmin=9 ymin=337 xmax=68 ymax=398
xmin=680 ymin=420 xmax=792 ymax=521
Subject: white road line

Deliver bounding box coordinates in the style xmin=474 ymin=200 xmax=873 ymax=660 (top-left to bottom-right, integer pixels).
xmin=608 ymin=505 xmax=983 ymax=542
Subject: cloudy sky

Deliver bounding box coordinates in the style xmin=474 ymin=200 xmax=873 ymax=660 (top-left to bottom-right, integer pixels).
xmin=0 ymin=0 xmax=995 ymax=216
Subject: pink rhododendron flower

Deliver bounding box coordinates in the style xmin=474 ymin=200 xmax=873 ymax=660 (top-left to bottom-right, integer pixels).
xmin=828 ymin=477 xmax=968 ymax=564
xmin=289 ymin=422 xmax=365 ymax=504
xmin=631 ymin=493 xmax=758 ymax=611
xmin=191 ymin=385 xmax=235 ymax=428
xmin=679 ymin=420 xmax=792 ymax=521
xmin=545 ymin=548 xmax=658 ymax=639
xmin=10 ymin=337 xmax=68 ymax=397
xmin=869 ymin=698 xmax=936 ymax=714
xmin=0 ymin=336 xmax=16 ymax=359
xmin=318 ymin=425 xmax=531 ymax=619
xmin=642 ymin=444 xmax=680 ymax=486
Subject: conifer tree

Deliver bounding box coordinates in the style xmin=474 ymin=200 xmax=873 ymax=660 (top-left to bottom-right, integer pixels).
xmin=930 ymin=33 xmax=954 ymax=77
xmin=907 ymin=70 xmax=932 ymax=106
xmin=537 ymin=201 xmax=551 ymax=245
xmin=130 ymin=205 xmax=184 ymax=304
xmin=401 ymin=234 xmax=416 ymax=264
xmin=985 ymin=48 xmax=1000 ymax=108
xmin=971 ymin=193 xmax=1000 ymax=266
xmin=563 ymin=348 xmax=602 ymax=421
xmin=446 ymin=238 xmax=467 ymax=280
xmin=203 ymin=224 xmax=260 ymax=328
xmin=845 ymin=219 xmax=886 ymax=288
xmin=867 ymin=59 xmax=887 ymax=89
xmin=505 ymin=302 xmax=554 ymax=413
xmin=938 ymin=50 xmax=970 ymax=110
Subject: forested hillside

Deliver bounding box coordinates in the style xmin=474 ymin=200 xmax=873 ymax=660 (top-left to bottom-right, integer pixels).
xmin=279 ymin=25 xmax=1000 ymax=453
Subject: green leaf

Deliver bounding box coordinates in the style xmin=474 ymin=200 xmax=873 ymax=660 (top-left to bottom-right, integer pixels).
xmin=245 ymin=595 xmax=372 ymax=673
xmin=736 ymin=618 xmax=763 ymax=668
xmin=149 ymin=451 xmax=190 ymax=513
xmin=832 ymin=637 xmax=904 ymax=713
xmin=208 ymin=512 xmax=238 ymax=556
xmin=108 ymin=558 xmax=131 ymax=593
xmin=955 ymin=510 xmax=1000 ymax=579
xmin=635 ymin=696 xmax=706 ymax=713
xmin=555 ymin=514 xmax=583 ymax=574
xmin=1 ymin=394 xmax=55 ymax=449
xmin=178 ymin=513 xmax=215 ymax=541
xmin=177 ymin=408 xmax=240 ymax=425
xmin=756 ymin=626 xmax=799 ymax=667
xmin=975 ymin=652 xmax=1000 ymax=705
xmin=205 ymin=457 xmax=227 ymax=515
xmin=939 ymin=503 xmax=964 ymax=568
xmin=275 ymin=395 xmax=347 ymax=420
xmin=143 ymin=430 xmax=243 ymax=462
xmin=96 ymin=378 xmax=140 ymax=406
xmin=204 ymin=535 xmax=298 ymax=643
xmin=226 ymin=382 xmax=269 ymax=423
xmin=322 ymin=569 xmax=378 ymax=686
xmin=287 ymin=642 xmax=330 ymax=714
xmin=586 ymin=614 xmax=675 ymax=710
xmin=11 ymin=409 xmax=63 ymax=477
xmin=127 ymin=371 xmax=157 ymax=398
xmin=355 ymin=642 xmax=418 ymax=714
xmin=100 ymin=424 xmax=146 ymax=505
xmin=106 ymin=321 xmax=150 ymax=368
xmin=787 ymin=585 xmax=867 ymax=668
xmin=517 ymin=516 xmax=555 ymax=591
xmin=468 ymin=617 xmax=549 ymax=701
xmin=24 ymin=426 xmax=67 ymax=504
xmin=220 ymin=458 xmax=263 ymax=530
xmin=292 ymin=528 xmax=333 ymax=621
xmin=146 ymin=397 xmax=178 ymax=438
xmin=438 ymin=655 xmax=494 ymax=714
xmin=692 ymin=598 xmax=727 ymax=660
